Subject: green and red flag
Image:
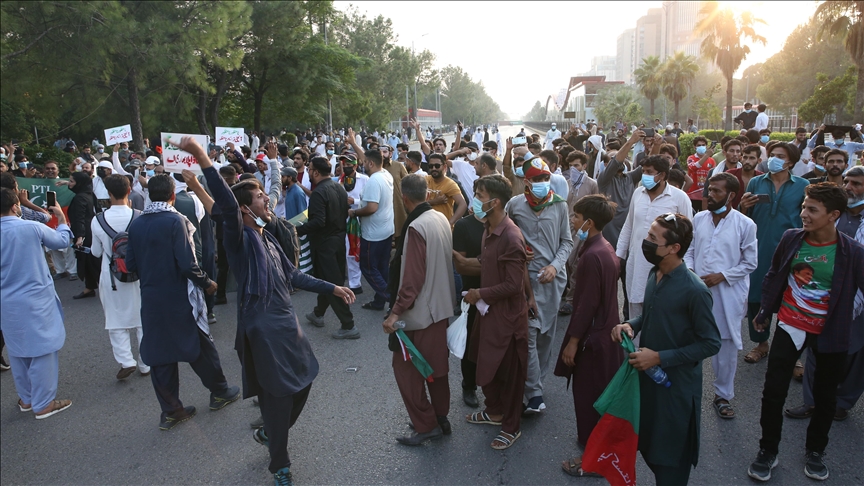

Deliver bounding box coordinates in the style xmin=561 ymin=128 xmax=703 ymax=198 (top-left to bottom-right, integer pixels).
xmin=395 ymin=329 xmax=434 ymax=382
xmin=15 ymin=177 xmax=74 ymax=229
xmin=582 ymin=333 xmax=640 ymax=486
xmin=346 ymin=216 xmax=361 ymax=262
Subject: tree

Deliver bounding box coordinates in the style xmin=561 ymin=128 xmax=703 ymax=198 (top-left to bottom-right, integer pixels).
xmin=660 ymin=52 xmax=700 ymax=123
xmin=594 ymin=85 xmax=641 ymax=126
xmin=797 ymin=67 xmax=858 ymax=123
xmin=696 ymin=2 xmax=766 ymax=130
xmin=633 ymin=56 xmax=663 ymax=119
xmin=524 ymin=101 xmax=545 ymax=121
xmin=814 ymin=1 xmax=864 ymax=121
xmin=693 ymin=84 xmax=723 ymax=129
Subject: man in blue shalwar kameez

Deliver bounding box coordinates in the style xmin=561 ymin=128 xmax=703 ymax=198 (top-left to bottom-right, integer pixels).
xmin=180 ymin=137 xmax=356 ymax=486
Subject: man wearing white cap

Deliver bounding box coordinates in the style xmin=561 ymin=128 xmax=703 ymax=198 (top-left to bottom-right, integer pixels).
xmin=93 ymin=160 xmax=114 ymax=207
xmin=546 ymin=123 xmax=562 ymax=151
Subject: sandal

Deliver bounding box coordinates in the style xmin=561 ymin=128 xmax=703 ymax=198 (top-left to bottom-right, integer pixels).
xmin=744 ymin=347 xmax=768 ymax=364
xmin=793 ymin=360 xmax=804 ymax=382
xmin=466 ymin=411 xmax=502 ymax=425
xmin=18 ymin=399 xmax=31 ymax=412
xmin=558 ymin=303 xmax=573 ymax=316
xmin=35 ymin=399 xmax=72 ymax=419
xmin=491 ymin=430 xmax=521 ymax=450
xmin=713 ymin=397 xmax=735 ymax=419
xmin=561 ymin=457 xmax=603 ymax=477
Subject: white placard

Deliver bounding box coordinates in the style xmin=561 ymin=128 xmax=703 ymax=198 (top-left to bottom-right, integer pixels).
xmin=215 ymin=127 xmax=245 ymax=146
xmin=161 ymin=133 xmax=209 ymax=175
xmin=104 ymin=124 xmax=133 ymax=145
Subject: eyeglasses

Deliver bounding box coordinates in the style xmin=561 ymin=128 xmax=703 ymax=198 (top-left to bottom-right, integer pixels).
xmin=660 ymin=213 xmax=679 ymax=230
xmin=428 ymin=164 xmax=443 ymax=169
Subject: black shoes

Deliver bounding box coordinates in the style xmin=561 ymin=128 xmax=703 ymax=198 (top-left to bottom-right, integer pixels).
xmin=397 ymin=425 xmax=444 ymax=446
xmin=408 ymin=416 xmax=452 ymax=435
xmin=349 ymin=287 xmax=363 ymax=295
xmin=747 ymin=449 xmax=778 ymax=482
xmin=214 ymin=296 xmax=227 ymax=305
xmin=463 ymin=388 xmax=479 ymax=408
xmin=361 ymin=301 xmax=385 ymax=311
xmin=116 ymin=366 xmax=136 ymax=380
xmin=785 ymin=404 xmax=848 ymax=421
xmin=804 ymin=450 xmax=829 ymax=480
xmin=73 ymin=290 xmax=96 ymax=300
xmin=159 ymin=406 xmax=196 ymax=430
xmin=209 ymin=385 xmax=241 ymax=410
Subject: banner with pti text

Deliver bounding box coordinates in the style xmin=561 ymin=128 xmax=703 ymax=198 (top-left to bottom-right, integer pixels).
xmin=161 ymin=133 xmax=209 ymax=175
xmin=15 ymin=177 xmax=74 ymax=228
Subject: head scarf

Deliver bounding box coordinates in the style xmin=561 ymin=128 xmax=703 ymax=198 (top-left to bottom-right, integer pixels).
xmin=587 ymin=135 xmax=606 ymax=178
xmin=521 ymin=158 xmax=564 ymax=211
xmin=70 ymin=171 xmax=93 ymax=194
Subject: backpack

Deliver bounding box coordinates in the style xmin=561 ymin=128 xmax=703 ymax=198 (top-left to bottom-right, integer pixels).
xmin=95 ymin=210 xmax=141 ymax=290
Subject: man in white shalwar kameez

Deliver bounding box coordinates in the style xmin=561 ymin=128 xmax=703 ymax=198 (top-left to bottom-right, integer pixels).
xmin=685 ymin=172 xmax=757 ymax=418
xmin=91 ymin=175 xmax=151 ymax=380
xmin=0 ymin=188 xmax=74 ymax=419
xmin=339 ymin=154 xmax=367 ymax=292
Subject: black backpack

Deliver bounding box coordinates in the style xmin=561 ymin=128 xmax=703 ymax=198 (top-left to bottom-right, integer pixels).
xmin=95 ymin=210 xmax=141 ymax=290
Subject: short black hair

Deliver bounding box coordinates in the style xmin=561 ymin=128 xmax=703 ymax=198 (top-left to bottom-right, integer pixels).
xmin=230 ymin=180 xmax=261 ymax=207
xmin=478 ymin=153 xmax=497 ymax=172
xmin=744 ymin=129 xmax=760 ymax=144
xmin=527 ymin=142 xmax=542 ymax=151
xmin=475 ymin=174 xmax=511 ymax=206
xmin=396 ymin=143 xmax=409 ymax=151
xmin=757 ymin=103 xmax=767 ymax=112
xmin=364 ymin=149 xmax=383 ymax=167
xmin=572 ymin=194 xmax=616 ymax=230
xmin=309 ymin=156 xmax=331 ymax=176
xmin=104 ymin=174 xmax=130 ymax=200
xmin=805 ymin=182 xmax=847 ymax=215
xmin=428 ymin=153 xmax=446 ymax=165
xmin=824 ymin=148 xmax=849 ymax=165
xmin=219 ymin=165 xmax=237 ymax=177
xmin=1 ymin=187 xmax=19 ymax=213
xmin=708 ymin=172 xmax=740 ymax=195
xmin=810 ymin=145 xmax=831 ymax=160
xmin=693 ymin=136 xmax=708 ymax=146
xmin=667 ymin=168 xmax=686 ymax=188
xmin=539 ymin=150 xmax=559 ymax=167
xmin=0 ymin=171 xmax=17 ymax=189
xmin=147 ymin=174 xmax=175 ymax=202
xmin=654 ymin=213 xmax=693 ymax=258
xmin=641 ymin=154 xmax=671 ymax=177
xmin=723 ymin=139 xmax=744 ymax=152
xmin=566 ymin=150 xmax=588 ymax=166
xmin=406 ymin=151 xmax=422 ymax=165
xmin=293 ymin=150 xmax=308 ymax=162
xmin=742 ymin=144 xmax=762 ymax=158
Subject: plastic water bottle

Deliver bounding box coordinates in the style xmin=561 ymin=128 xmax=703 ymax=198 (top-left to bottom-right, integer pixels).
xmin=645 ymin=365 xmax=671 ymax=388
xmin=394 ymin=321 xmax=406 ymax=329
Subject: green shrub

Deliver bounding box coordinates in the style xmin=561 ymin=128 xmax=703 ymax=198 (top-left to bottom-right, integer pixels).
xmin=23 ymin=145 xmax=75 ymax=178
xmin=280 ymin=132 xmax=297 ymax=147
xmin=678 ymin=134 xmax=695 ymax=165
xmin=768 ymin=132 xmax=796 ymax=142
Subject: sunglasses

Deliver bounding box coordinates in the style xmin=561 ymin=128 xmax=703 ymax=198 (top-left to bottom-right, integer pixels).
xmin=660 ymin=212 xmax=679 ymax=230
xmin=428 ymin=164 xmax=443 ymax=169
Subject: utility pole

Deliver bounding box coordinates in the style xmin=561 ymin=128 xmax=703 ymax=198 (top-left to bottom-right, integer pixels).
xmin=324 ymin=20 xmax=333 ymax=132
xmin=406 ymin=86 xmax=410 ymax=125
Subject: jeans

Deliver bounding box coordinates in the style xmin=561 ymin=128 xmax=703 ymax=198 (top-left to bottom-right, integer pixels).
xmin=360 ymin=236 xmax=392 ymax=307
xmin=758 ymin=327 xmax=847 ymax=454
xmin=259 ymin=384 xmax=311 ymax=473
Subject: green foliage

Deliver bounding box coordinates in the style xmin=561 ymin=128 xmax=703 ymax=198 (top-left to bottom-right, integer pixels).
xmin=524 ymin=101 xmax=545 ymax=122
xmin=438 ymin=66 xmax=504 ymax=126
xmin=659 ymin=52 xmax=700 ymax=122
xmin=797 ymin=67 xmax=858 ymax=123
xmin=22 ymin=145 xmax=74 ymax=177
xmin=693 ymin=84 xmax=723 ymax=128
xmin=814 ymin=1 xmax=864 ymax=120
xmin=280 ymin=132 xmax=297 ymax=147
xmin=634 ymin=56 xmax=662 ymax=116
xmin=696 ymin=130 xmax=740 ymax=141
xmin=594 ymin=85 xmax=642 ymax=126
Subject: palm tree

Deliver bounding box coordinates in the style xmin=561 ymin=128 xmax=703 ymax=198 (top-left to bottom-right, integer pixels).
xmin=659 ymin=52 xmax=699 ymax=123
xmin=696 ymin=2 xmax=766 ymax=130
xmin=633 ymin=56 xmax=662 ymax=119
xmin=815 ymin=1 xmax=864 ymax=121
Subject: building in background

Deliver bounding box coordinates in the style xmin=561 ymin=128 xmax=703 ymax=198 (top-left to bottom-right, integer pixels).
xmin=636 ymin=8 xmax=664 ymax=67
xmin=661 ymin=0 xmax=703 ymax=59
xmin=616 ymin=29 xmax=636 ymax=85
xmin=583 ymin=56 xmax=618 ymax=82
xmin=562 ymin=76 xmax=625 ymax=124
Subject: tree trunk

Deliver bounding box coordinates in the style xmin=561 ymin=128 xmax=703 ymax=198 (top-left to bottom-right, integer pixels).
xmin=209 ymin=69 xmax=231 ymax=130
xmin=253 ymin=65 xmax=269 ymax=133
xmin=196 ymin=89 xmax=210 ymax=135
xmin=855 ymin=65 xmax=864 ymax=124
xmin=674 ymin=99 xmax=680 ymax=124
xmin=725 ymin=73 xmax=734 ymax=131
xmin=650 ymin=98 xmax=655 ymax=119
xmin=127 ymin=66 xmax=145 ymax=152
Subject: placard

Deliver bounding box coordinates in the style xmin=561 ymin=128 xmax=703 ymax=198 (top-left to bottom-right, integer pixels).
xmin=161 ymin=133 xmax=209 ymax=175
xmin=215 ymin=127 xmax=245 ymax=146
xmin=104 ymin=125 xmax=133 ymax=145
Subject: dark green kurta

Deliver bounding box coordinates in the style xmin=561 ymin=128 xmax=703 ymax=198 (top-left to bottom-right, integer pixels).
xmin=627 ymin=262 xmax=721 ymax=468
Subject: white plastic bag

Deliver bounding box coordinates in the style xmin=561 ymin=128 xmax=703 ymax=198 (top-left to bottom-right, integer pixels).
xmin=447 ymin=299 xmax=470 ymax=359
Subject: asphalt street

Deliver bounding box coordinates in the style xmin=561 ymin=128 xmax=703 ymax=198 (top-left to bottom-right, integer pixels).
xmin=2 ymin=129 xmax=863 ymax=485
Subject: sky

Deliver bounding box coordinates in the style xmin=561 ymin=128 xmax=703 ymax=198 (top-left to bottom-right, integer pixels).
xmin=333 ymin=1 xmax=820 ymax=119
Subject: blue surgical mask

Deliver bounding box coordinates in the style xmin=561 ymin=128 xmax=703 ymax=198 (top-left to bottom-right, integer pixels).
xmin=767 ymin=156 xmax=785 ymax=173
xmin=760 ymin=135 xmax=770 ymax=144
xmin=695 ymin=145 xmax=707 ymax=155
xmin=848 ymin=195 xmax=864 ymax=208
xmin=515 ymin=166 xmax=524 ymax=177
xmin=815 ymin=164 xmax=826 ymax=172
xmin=327 ymin=149 xmax=335 ymax=156
xmin=146 ymin=169 xmax=155 ymax=177
xmin=244 ymin=205 xmax=267 ymax=228
xmin=335 ymin=138 xmax=341 ymax=143
xmin=642 ymin=173 xmax=658 ymax=190
xmin=472 ymin=197 xmax=490 ymax=220
xmin=711 ymin=194 xmax=731 ymax=215
xmin=530 ymin=181 xmax=550 ymax=198
xmin=744 ymin=109 xmax=752 ymax=113
xmin=835 ymin=139 xmax=845 ymax=146
xmin=576 ymin=221 xmax=589 ymax=241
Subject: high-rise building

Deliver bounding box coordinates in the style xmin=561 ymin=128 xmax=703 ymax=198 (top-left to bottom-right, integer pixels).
xmin=661 ymin=0 xmax=703 ymax=59
xmin=636 ymin=8 xmax=663 ymax=67
xmin=586 ymin=55 xmax=618 ymax=81
xmin=616 ymin=29 xmax=636 ymax=85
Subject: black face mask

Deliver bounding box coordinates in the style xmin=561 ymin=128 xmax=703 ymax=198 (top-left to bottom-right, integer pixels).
xmin=342 ymin=166 xmax=354 ymax=175
xmin=641 ymin=239 xmax=670 ymax=266
xmin=96 ymin=167 xmax=108 ymax=179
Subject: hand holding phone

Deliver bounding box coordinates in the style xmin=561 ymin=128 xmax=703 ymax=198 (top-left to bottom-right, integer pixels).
xmin=47 ymin=191 xmax=56 ymax=208
xmin=756 ymin=194 xmax=771 ymax=204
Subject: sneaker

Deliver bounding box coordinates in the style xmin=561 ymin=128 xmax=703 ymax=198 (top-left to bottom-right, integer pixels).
xmin=784 ymin=404 xmax=815 ymax=419
xmin=0 ymin=355 xmax=10 ymax=372
xmin=804 ymin=450 xmax=829 ymax=480
xmin=747 ymin=449 xmax=778 ymax=482
xmin=253 ymin=427 xmax=269 ymax=447
xmin=523 ymin=396 xmax=546 ymax=415
xmin=159 ymin=406 xmax=196 ymax=430
xmin=210 ymin=385 xmax=241 ymax=410
xmin=332 ymin=327 xmax=360 ymax=339
xmin=207 ymin=313 xmax=217 ymax=325
xmin=273 ymin=467 xmax=293 ymax=486
xmin=116 ymin=366 xmax=136 ymax=380
xmin=305 ymin=312 xmax=326 ymax=328
xmin=250 ymin=415 xmax=264 ymax=429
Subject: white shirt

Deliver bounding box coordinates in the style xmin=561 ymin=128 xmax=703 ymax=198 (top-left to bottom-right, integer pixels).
xmin=251 ymin=135 xmax=259 ymax=152
xmin=359 ymin=169 xmax=394 ymax=241
xmin=545 ymin=129 xmax=562 ymax=150
xmin=93 ymin=176 xmax=109 ymax=200
xmin=344 ymin=172 xmax=369 ymax=210
xmin=451 ymin=158 xmax=478 ymax=201
xmin=410 ymin=168 xmax=427 ymax=178
xmin=755 ymin=112 xmax=769 ymax=131
xmin=90 ymin=205 xmax=142 ymax=330
xmin=616 ymin=182 xmax=694 ymax=304
xmin=684 ymin=210 xmax=758 ymax=349
xmin=472 ymin=131 xmax=485 ymax=148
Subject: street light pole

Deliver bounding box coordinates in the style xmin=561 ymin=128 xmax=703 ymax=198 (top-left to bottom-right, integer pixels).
xmin=324 ymin=20 xmax=332 ymax=132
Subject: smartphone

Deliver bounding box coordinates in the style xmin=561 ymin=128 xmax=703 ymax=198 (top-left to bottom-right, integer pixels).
xmin=46 ymin=191 xmax=56 ymax=207
xmin=710 ymin=140 xmax=718 ymax=148
xmin=756 ymin=194 xmax=771 ymax=204
xmin=642 ymin=128 xmax=655 ymax=138
xmin=528 ymin=308 xmax=537 ymax=320
xmin=513 ymin=136 xmax=527 ymax=145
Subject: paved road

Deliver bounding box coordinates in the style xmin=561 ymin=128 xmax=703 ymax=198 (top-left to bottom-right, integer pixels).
xmin=2 ymin=139 xmax=863 ymax=484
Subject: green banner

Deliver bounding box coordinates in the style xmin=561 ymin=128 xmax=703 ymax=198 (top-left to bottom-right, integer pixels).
xmin=15 ymin=177 xmax=75 ymax=208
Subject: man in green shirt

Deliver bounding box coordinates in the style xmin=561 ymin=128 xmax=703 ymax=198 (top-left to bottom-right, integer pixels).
xmin=612 ymin=213 xmax=721 ymax=485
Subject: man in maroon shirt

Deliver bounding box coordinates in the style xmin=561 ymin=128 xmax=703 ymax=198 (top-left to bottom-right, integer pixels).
xmin=728 ymin=144 xmax=763 ymax=210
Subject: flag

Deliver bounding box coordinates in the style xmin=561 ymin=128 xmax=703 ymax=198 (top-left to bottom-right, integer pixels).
xmin=581 ymin=334 xmax=640 ymax=486
xmin=15 ymin=177 xmax=74 ymax=229
xmin=395 ymin=329 xmax=434 ymax=382
xmin=347 ymin=216 xmax=361 ymax=262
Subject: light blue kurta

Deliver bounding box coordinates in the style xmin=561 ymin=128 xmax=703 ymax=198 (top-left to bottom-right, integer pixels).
xmin=0 ymin=216 xmax=72 ymax=357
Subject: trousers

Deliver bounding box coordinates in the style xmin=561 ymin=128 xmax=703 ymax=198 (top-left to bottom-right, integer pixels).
xmin=359 ymin=236 xmax=391 ymax=307
xmin=758 ymin=327 xmax=847 ymax=454
xmin=215 ymin=238 xmax=229 ymax=299
xmin=525 ymin=322 xmax=555 ymax=400
xmin=645 ymin=460 xmax=692 ymax=486
xmin=345 ymin=235 xmax=361 ymax=289
xmin=748 ymin=302 xmax=773 ymax=344
xmin=393 ymin=353 xmax=450 ymax=434
xmin=258 ymin=384 xmax=312 ymax=473
xmin=76 ymin=252 xmax=101 ymax=290
xmin=50 ymin=246 xmax=77 ymax=275
xmin=312 ymin=246 xmax=354 ymax=330
xmin=712 ymin=338 xmax=738 ymax=401
xmin=802 ymin=321 xmax=864 ymax=411
xmin=9 ymin=351 xmax=59 ymax=412
xmin=483 ymin=337 xmax=526 ymax=434
xmin=149 ymin=330 xmax=230 ymax=415
xmin=461 ymin=304 xmax=478 ymax=390
xmin=108 ymin=327 xmax=149 ymax=372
